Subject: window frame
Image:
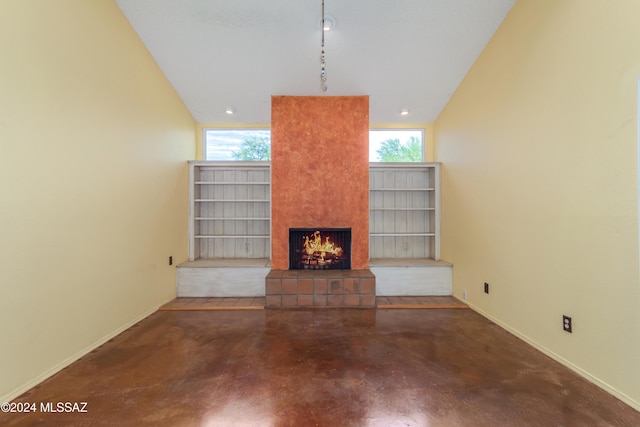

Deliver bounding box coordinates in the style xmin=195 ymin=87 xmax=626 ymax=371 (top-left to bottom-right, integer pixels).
xmin=201 ymin=127 xmax=426 ymax=162
xmin=368 ymin=128 xmax=425 ymax=162
xmin=202 ymin=128 xmax=271 ymax=161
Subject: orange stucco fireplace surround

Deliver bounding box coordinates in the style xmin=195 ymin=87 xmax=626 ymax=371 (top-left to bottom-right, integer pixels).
xmin=266 ymin=95 xmax=376 ymax=308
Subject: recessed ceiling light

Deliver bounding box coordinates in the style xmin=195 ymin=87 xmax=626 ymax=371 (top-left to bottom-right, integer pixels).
xmin=224 ymin=106 xmax=236 ymax=115
xmin=400 ymin=109 xmax=409 ymax=116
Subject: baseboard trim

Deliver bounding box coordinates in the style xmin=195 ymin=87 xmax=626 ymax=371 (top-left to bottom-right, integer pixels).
xmin=159 ymin=305 xmax=264 ymax=311
xmin=457 ymin=298 xmax=640 ymax=412
xmin=377 ymin=304 xmax=468 ymax=309
xmin=0 ymin=303 xmax=164 ymax=404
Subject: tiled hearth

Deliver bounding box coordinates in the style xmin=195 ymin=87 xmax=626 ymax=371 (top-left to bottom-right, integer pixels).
xmin=265 ymin=269 xmax=376 ymax=308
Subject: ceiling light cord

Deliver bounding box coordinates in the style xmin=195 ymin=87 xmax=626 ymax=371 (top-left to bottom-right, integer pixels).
xmin=321 ymin=0 xmax=327 ymax=91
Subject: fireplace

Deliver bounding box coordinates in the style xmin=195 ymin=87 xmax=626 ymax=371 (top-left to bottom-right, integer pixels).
xmin=266 ymin=96 xmax=375 ymax=308
xmin=289 ymin=228 xmax=351 ymax=270
xmin=267 ymin=224 xmax=373 ymax=308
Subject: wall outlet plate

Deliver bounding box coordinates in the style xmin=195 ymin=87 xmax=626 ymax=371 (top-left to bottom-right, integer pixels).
xmin=563 ymin=315 xmax=572 ymax=333
xmin=484 ymin=282 xmax=489 ymax=294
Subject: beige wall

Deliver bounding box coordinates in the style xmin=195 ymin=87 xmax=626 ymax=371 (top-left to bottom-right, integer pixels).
xmin=0 ymin=0 xmax=195 ymax=400
xmin=435 ymin=0 xmax=640 ymax=409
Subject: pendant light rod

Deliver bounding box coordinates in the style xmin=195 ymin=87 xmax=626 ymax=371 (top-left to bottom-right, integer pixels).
xmin=321 ymin=0 xmax=327 ymax=91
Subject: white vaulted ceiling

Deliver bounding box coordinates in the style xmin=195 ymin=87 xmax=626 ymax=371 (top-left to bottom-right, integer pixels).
xmin=115 ymin=0 xmax=516 ymax=124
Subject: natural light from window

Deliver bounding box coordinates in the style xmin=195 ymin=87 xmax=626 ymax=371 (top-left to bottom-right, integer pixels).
xmin=204 ymin=129 xmax=271 ymax=161
xmin=369 ymin=129 xmax=423 ymax=162
xmin=204 ymin=129 xmax=424 ymax=162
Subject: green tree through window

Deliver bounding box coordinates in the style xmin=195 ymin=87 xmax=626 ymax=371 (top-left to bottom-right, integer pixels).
xmin=376 ymin=136 xmax=422 ymax=162
xmin=204 ymin=129 xmax=270 ymax=160
xmin=232 ymin=135 xmax=271 ymax=160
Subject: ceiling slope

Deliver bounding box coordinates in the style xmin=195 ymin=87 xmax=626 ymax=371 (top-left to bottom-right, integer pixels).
xmin=116 ymin=0 xmax=515 ymax=124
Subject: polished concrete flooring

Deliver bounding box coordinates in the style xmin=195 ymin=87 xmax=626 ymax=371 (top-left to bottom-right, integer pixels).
xmin=2 ymin=308 xmax=639 ymax=426
xmin=159 ymin=296 xmax=469 ymax=310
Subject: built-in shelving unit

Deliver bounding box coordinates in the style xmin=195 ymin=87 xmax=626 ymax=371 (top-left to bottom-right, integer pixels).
xmin=188 ymin=161 xmax=271 ymax=261
xmin=369 ymin=163 xmax=440 ymax=260
xmin=369 ymin=163 xmax=450 ymax=296
xmin=180 ymin=161 xmax=450 ymax=297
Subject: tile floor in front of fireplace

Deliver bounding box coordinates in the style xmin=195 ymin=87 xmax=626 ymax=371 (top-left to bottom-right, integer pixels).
xmin=159 ymin=296 xmax=468 ymax=310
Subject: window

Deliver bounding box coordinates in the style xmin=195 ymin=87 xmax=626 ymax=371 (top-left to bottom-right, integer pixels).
xmin=204 ymin=129 xmax=271 ymax=161
xmin=369 ymin=129 xmax=424 ymax=162
xmin=203 ymin=128 xmax=424 ymax=162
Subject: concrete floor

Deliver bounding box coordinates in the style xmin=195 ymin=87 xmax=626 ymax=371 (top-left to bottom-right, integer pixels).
xmin=2 ymin=308 xmax=638 ymax=426
xmin=158 ymin=296 xmax=469 ymax=310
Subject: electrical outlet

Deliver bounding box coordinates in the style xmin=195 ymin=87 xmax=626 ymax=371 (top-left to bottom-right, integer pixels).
xmin=169 ymin=256 xmax=173 ymax=266
xmin=484 ymin=282 xmax=489 ymax=294
xmin=563 ymin=315 xmax=572 ymax=333
xmin=462 ymin=290 xmax=467 ymax=300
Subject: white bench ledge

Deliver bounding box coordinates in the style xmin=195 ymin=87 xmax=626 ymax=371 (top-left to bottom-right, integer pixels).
xmin=178 ymin=258 xmax=271 ymax=268
xmin=369 ymin=258 xmax=452 ymax=267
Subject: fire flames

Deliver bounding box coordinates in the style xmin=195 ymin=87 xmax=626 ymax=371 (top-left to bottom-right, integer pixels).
xmin=303 ymin=230 xmax=343 ymax=261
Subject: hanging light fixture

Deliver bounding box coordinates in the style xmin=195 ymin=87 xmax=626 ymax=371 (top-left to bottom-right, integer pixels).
xmin=322 ymin=16 xmax=335 ymax=31
xmin=320 ymin=0 xmax=327 ymax=92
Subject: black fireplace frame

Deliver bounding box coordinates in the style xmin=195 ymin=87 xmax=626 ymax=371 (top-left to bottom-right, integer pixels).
xmin=289 ymin=228 xmax=352 ymax=270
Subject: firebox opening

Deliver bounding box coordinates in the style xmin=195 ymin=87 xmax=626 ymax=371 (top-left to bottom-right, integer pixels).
xmin=289 ymin=228 xmax=351 ymax=270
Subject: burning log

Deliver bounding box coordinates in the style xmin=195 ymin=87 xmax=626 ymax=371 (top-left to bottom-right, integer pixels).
xmin=303 ymin=231 xmax=344 ymax=261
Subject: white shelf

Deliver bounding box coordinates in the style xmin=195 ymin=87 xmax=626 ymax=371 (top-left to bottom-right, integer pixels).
xmin=195 ymin=235 xmax=270 ymax=239
xmin=188 ymin=161 xmax=271 ymax=261
xmin=370 ymin=207 xmax=435 ymax=211
xmin=197 ymin=165 xmax=270 ymax=171
xmin=370 ymin=188 xmax=435 ymax=191
xmin=195 ymin=199 xmax=270 ymax=202
xmin=195 ymin=181 xmax=269 ymax=185
xmin=195 ymin=217 xmax=270 ymax=221
xmin=369 ymin=163 xmax=441 ymax=260
xmin=370 ymin=233 xmax=435 ymax=237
